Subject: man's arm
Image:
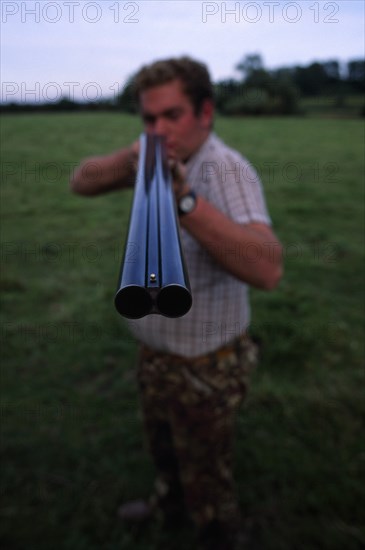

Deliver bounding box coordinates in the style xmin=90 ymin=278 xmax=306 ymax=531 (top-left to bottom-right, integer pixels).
xmin=180 ymin=195 xmax=283 ymax=290
xmin=70 ymin=143 xmax=138 ymax=196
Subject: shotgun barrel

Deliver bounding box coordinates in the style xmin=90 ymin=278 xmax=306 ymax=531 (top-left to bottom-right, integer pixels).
xmin=114 ymin=133 xmax=192 ymax=319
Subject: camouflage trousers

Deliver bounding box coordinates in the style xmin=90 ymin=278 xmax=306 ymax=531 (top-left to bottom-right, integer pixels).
xmin=136 ymin=333 xmax=259 ymax=531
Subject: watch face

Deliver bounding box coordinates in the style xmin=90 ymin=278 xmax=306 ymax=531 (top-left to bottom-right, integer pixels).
xmin=180 ymin=195 xmax=195 ymax=213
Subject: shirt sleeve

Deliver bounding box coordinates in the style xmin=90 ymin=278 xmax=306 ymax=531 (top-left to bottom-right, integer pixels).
xmin=207 ymin=149 xmax=272 ymax=226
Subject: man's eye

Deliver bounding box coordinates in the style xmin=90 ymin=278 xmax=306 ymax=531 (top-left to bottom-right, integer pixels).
xmin=143 ymin=115 xmax=155 ymax=124
xmin=167 ymin=111 xmax=182 ymax=121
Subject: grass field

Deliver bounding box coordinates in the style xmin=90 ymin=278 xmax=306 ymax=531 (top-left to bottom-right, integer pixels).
xmin=1 ymin=113 xmax=364 ymax=549
xmin=300 ymin=94 xmax=365 ymax=118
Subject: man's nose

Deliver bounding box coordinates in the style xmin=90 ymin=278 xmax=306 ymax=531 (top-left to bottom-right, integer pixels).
xmin=153 ymin=117 xmax=168 ymax=136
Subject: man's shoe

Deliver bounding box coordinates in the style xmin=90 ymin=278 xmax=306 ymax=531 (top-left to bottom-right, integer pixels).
xmin=117 ymin=499 xmax=154 ymax=522
xmin=117 ymin=496 xmax=188 ymax=531
xmin=197 ymin=520 xmax=248 ymax=550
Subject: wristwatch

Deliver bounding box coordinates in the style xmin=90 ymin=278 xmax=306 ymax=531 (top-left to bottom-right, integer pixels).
xmin=178 ymin=190 xmax=197 ymax=216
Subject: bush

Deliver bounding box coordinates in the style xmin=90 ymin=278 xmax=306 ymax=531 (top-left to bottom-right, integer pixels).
xmin=218 ymin=81 xmax=300 ymax=116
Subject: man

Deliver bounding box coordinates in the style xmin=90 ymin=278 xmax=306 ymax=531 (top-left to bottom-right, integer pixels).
xmin=71 ymin=57 xmax=283 ymax=550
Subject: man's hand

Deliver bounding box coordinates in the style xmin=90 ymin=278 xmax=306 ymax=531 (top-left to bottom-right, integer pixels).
xmin=168 ymin=159 xmax=191 ymax=200
xmin=130 ymin=139 xmax=140 ymax=170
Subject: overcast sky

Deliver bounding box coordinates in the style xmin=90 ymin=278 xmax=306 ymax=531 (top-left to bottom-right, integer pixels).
xmin=1 ymin=0 xmax=364 ymax=103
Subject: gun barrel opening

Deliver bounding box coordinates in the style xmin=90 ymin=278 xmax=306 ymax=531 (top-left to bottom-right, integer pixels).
xmin=157 ymin=285 xmax=192 ymax=318
xmin=114 ymin=285 xmax=153 ymax=319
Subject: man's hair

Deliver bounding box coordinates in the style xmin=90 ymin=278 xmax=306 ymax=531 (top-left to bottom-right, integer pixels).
xmin=133 ymin=56 xmax=214 ymax=115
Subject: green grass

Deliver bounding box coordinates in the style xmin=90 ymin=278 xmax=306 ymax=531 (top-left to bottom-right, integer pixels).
xmin=300 ymin=94 xmax=365 ymax=118
xmin=1 ymin=113 xmax=364 ymax=549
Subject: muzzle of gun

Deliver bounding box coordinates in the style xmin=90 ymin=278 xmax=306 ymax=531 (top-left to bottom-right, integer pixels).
xmin=114 ymin=133 xmax=192 ymax=319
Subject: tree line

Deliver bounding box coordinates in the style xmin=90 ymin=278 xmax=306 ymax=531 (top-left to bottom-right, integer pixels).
xmin=1 ymin=55 xmax=364 ymax=116
xmin=213 ymin=55 xmax=364 ymax=115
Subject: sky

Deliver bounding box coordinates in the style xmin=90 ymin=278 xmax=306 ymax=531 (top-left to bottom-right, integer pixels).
xmin=1 ymin=0 xmax=364 ymax=103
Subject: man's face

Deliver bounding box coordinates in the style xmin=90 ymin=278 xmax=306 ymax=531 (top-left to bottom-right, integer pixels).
xmin=139 ymin=79 xmax=213 ymax=162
